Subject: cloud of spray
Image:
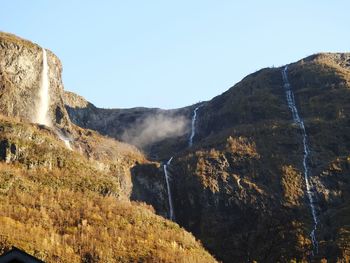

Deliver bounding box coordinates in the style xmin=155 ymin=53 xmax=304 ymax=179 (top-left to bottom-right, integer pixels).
xmin=121 ymin=114 xmax=188 ymax=148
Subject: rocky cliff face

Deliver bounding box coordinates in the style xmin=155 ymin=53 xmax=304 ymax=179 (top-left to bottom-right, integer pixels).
xmin=0 ymin=32 xmax=71 ymax=130
xmin=0 ymin=32 xmax=148 ymax=198
xmin=66 ymin=52 xmax=350 ymax=262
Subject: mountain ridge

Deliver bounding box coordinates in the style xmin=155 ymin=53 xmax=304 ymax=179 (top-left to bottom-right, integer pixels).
xmin=1 ymin=31 xmax=350 ymax=262
xmin=65 ymin=51 xmax=350 ymax=262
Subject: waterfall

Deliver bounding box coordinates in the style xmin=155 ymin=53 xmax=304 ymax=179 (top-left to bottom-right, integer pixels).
xmin=57 ymin=132 xmax=73 ymax=151
xmin=35 ymin=48 xmax=72 ymax=150
xmin=63 ymin=139 xmax=72 ymax=150
xmin=163 ymin=157 xmax=175 ymax=220
xmin=35 ymin=48 xmax=51 ymax=126
xmin=282 ymin=65 xmax=318 ymax=254
xmin=189 ymin=105 xmax=201 ymax=147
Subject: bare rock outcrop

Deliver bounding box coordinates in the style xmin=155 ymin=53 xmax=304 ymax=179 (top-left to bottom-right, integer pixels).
xmin=0 ymin=32 xmax=71 ymax=130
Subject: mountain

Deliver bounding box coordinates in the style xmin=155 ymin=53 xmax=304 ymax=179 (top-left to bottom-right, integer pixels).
xmin=66 ymin=52 xmax=350 ymax=262
xmin=1 ymin=31 xmax=350 ymax=262
xmin=0 ymin=32 xmax=217 ymax=263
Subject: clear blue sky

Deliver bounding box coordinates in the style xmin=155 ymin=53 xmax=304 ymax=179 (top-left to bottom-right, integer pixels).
xmin=2 ymin=1 xmax=349 ymax=109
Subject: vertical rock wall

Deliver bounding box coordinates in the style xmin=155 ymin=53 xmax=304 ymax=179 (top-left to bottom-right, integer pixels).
xmin=0 ymin=32 xmax=71 ymax=130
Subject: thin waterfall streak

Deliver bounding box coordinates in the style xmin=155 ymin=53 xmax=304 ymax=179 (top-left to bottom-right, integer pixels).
xmin=163 ymin=157 xmax=174 ymax=220
xmin=56 ymin=131 xmax=73 ymax=151
xmin=282 ymin=66 xmax=318 ymax=254
xmin=189 ymin=106 xmax=201 ymax=147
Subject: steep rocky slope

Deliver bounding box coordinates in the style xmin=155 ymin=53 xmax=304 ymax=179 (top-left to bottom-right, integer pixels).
xmin=67 ymin=52 xmax=350 ymax=262
xmin=0 ymin=32 xmax=217 ymax=263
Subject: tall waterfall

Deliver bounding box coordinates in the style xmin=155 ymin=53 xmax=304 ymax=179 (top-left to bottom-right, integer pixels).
xmin=162 ymin=104 xmax=203 ymax=220
xmin=189 ymin=106 xmax=201 ymax=147
xmin=35 ymin=48 xmax=72 ymax=150
xmin=163 ymin=157 xmax=175 ymax=220
xmin=282 ymin=66 xmax=318 ymax=254
xmin=36 ymin=48 xmax=51 ymax=126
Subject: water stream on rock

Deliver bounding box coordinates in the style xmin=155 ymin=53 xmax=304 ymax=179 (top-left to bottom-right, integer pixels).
xmin=163 ymin=105 xmax=203 ymax=220
xmin=36 ymin=48 xmax=72 ymax=150
xmin=282 ymin=65 xmax=318 ymax=254
xmin=57 ymin=132 xmax=73 ymax=151
xmin=163 ymin=157 xmax=174 ymax=220
xmin=189 ymin=105 xmax=202 ymax=147
xmin=36 ymin=48 xmax=51 ymax=126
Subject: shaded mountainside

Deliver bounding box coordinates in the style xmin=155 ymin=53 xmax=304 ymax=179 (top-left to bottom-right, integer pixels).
xmin=64 ymin=91 xmax=200 ymax=160
xmin=66 ymin=53 xmax=350 ymax=262
xmin=0 ymin=32 xmax=218 ymax=263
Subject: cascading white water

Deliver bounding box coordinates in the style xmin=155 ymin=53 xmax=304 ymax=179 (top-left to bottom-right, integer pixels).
xmin=189 ymin=106 xmax=201 ymax=147
xmin=57 ymin=132 xmax=73 ymax=151
xmin=163 ymin=157 xmax=175 ymax=220
xmin=162 ymin=105 xmax=203 ymax=219
xmin=162 ymin=105 xmax=203 ymax=220
xmin=35 ymin=48 xmax=72 ymax=150
xmin=282 ymin=65 xmax=318 ymax=254
xmin=36 ymin=48 xmax=51 ymax=126
xmin=63 ymin=139 xmax=72 ymax=150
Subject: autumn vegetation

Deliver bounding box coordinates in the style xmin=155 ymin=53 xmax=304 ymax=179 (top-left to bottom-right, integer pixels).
xmin=0 ymin=116 xmax=217 ymax=263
